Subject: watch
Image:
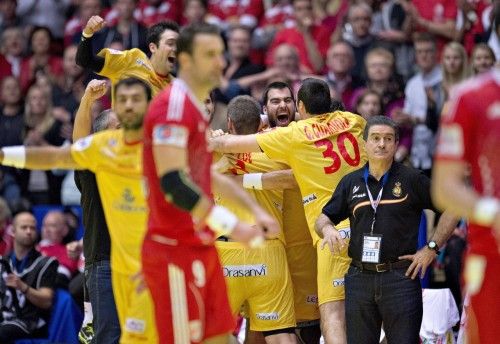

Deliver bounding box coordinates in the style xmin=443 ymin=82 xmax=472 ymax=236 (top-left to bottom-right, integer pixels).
xmin=427 ymin=240 xmax=440 ymax=254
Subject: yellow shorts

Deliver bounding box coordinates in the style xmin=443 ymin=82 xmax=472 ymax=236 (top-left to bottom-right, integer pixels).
xmin=112 ymin=270 xmax=158 ymax=343
xmin=285 ymin=242 xmax=319 ymax=321
xmin=316 ymin=227 xmax=351 ymax=305
xmin=216 ymin=239 xmax=296 ymax=331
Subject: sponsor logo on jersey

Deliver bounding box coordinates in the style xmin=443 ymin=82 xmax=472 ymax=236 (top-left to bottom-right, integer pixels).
xmin=125 ymin=317 xmax=145 ymax=333
xmin=333 ymin=278 xmax=345 ymax=287
xmin=353 ymin=185 xmax=360 ymax=193
xmin=136 ymin=58 xmax=153 ymax=71
xmin=107 ymin=48 xmax=123 ymax=55
xmin=255 ymin=312 xmax=279 ymax=321
xmin=352 ymin=193 xmax=366 ymax=200
xmin=113 ymin=188 xmax=146 ymax=213
xmin=73 ymin=136 xmax=93 ymax=151
xmin=436 ymin=124 xmax=463 ymax=157
xmin=302 ymin=193 xmax=317 ymax=205
xmin=153 ymin=124 xmax=188 ymax=148
xmin=223 ymin=264 xmax=267 ymax=277
xmin=487 ymin=101 xmax=500 ymax=119
xmin=306 ymin=294 xmax=318 ymax=304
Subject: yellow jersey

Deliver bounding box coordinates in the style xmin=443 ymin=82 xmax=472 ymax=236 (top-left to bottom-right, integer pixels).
xmin=283 ymin=188 xmax=312 ymax=247
xmin=71 ymin=130 xmax=146 ymax=275
xmin=256 ymin=111 xmax=367 ymax=245
xmin=214 ymin=152 xmax=288 ymax=244
xmin=98 ymin=48 xmax=172 ymax=101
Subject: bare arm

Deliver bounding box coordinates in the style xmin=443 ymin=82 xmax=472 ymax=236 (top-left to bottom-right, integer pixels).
xmin=262 ymin=170 xmax=298 ymax=190
xmin=209 ymin=134 xmax=261 ymax=153
xmin=5 ymin=274 xmax=54 ymax=310
xmin=73 ymin=80 xmax=108 ymax=141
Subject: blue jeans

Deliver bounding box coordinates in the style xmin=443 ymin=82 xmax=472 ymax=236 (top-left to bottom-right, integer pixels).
xmin=85 ymin=260 xmax=121 ymax=344
xmin=345 ymin=265 xmax=423 ymax=344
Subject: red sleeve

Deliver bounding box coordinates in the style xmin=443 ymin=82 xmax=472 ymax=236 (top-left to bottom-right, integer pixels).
xmin=443 ymin=0 xmax=458 ymax=20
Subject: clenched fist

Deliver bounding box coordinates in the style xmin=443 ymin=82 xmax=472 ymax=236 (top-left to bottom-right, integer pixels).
xmin=83 ymin=15 xmax=106 ymax=36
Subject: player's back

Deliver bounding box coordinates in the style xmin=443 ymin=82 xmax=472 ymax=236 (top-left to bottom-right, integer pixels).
xmin=143 ymin=79 xmax=213 ymax=246
xmin=256 ymin=111 xmax=366 ymax=244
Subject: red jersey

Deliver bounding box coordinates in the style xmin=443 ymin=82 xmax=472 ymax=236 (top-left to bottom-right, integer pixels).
xmin=412 ymin=0 xmax=457 ymax=55
xmin=435 ymin=68 xmax=500 ymax=255
xmin=143 ymin=79 xmax=214 ymax=246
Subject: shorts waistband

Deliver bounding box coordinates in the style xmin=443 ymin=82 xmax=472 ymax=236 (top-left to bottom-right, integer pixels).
xmin=351 ymin=259 xmax=411 ymax=273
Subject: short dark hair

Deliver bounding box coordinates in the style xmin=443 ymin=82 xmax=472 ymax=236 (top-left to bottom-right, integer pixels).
xmin=227 ymin=95 xmax=261 ymax=135
xmin=413 ymin=31 xmax=436 ymax=48
xmin=177 ymin=23 xmax=221 ymax=57
xmin=93 ymin=109 xmax=113 ymax=133
xmin=297 ymin=78 xmax=331 ymax=115
xmin=114 ymin=78 xmax=152 ymax=101
xmin=363 ymin=115 xmax=399 ymax=141
xmin=262 ymin=81 xmax=295 ymax=105
xmin=330 ymin=99 xmax=345 ymax=112
xmin=147 ymin=21 xmax=179 ymax=46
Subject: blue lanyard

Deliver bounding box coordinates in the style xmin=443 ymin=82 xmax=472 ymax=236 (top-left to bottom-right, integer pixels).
xmin=364 ymin=165 xmax=389 ymax=235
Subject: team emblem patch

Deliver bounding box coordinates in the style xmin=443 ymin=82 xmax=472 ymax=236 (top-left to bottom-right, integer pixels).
xmin=73 ymin=136 xmax=93 ymax=151
xmin=153 ymin=124 xmax=188 ymax=147
xmin=392 ymin=182 xmax=402 ymax=197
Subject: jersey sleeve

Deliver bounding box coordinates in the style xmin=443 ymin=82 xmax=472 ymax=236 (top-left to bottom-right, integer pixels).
xmin=255 ymin=125 xmax=294 ymax=165
xmin=322 ymin=175 xmax=350 ymax=225
xmin=147 ymin=91 xmax=192 ymax=149
xmin=71 ymin=134 xmax=100 ymax=172
xmin=435 ymin=88 xmax=473 ymax=163
xmin=97 ymin=48 xmax=138 ymax=80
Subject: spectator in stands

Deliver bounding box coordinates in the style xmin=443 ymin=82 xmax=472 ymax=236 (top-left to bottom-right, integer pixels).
xmin=64 ymin=0 xmax=102 ymax=46
xmin=96 ymin=0 xmax=148 ymax=53
xmin=207 ymin=0 xmax=263 ymax=30
xmin=342 ymin=2 xmax=376 ymax=80
xmin=38 ymin=210 xmax=78 ymax=288
xmin=16 ymin=0 xmax=71 ymax=40
xmin=0 ymin=211 xmax=58 ymax=343
xmin=375 ymin=0 xmax=413 ymax=79
xmin=216 ymin=25 xmax=265 ymax=103
xmin=22 ymin=84 xmax=65 ymax=205
xmin=354 ymin=89 xmax=383 ymax=120
xmin=0 ymin=197 xmax=13 ymax=256
xmin=182 ymin=0 xmax=208 ymax=26
xmin=19 ymin=26 xmax=64 ymax=94
xmin=396 ymin=32 xmax=444 ymax=176
xmin=137 ymin=0 xmax=180 ymax=27
xmin=0 ymin=26 xmax=25 ymax=79
xmin=406 ymin=0 xmax=457 ymax=56
xmin=0 ymin=0 xmax=20 ymax=34
xmin=441 ymin=42 xmax=469 ymax=101
xmin=455 ymin=0 xmax=490 ymax=55
xmin=324 ymin=41 xmax=364 ymax=111
xmin=267 ymin=0 xmax=332 ymax=73
xmin=52 ymin=44 xmax=87 ymax=119
xmin=0 ymin=76 xmax=24 ymax=210
xmin=252 ymin=0 xmax=295 ymax=51
xmin=487 ymin=4 xmax=500 ymax=61
xmin=471 ymin=43 xmax=496 ymax=75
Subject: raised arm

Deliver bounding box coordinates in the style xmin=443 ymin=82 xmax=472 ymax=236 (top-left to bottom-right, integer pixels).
xmin=73 ymin=79 xmax=108 ymax=141
xmin=75 ymin=16 xmax=106 ymax=72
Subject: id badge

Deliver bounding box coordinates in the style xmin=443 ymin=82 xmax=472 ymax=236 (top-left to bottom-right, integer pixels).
xmin=362 ymin=234 xmax=382 ymax=263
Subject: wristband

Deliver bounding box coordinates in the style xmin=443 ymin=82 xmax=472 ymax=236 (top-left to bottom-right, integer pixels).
xmin=473 ymin=197 xmax=500 ymax=226
xmin=82 ymin=31 xmax=93 ymax=38
xmin=1 ymin=146 xmax=26 ymax=168
xmin=206 ymin=205 xmax=238 ymax=236
xmin=243 ymin=173 xmax=263 ymax=190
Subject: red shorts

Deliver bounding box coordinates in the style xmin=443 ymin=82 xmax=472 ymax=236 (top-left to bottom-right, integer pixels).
xmin=142 ymin=239 xmax=235 ymax=344
xmin=464 ymin=251 xmax=500 ymax=344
